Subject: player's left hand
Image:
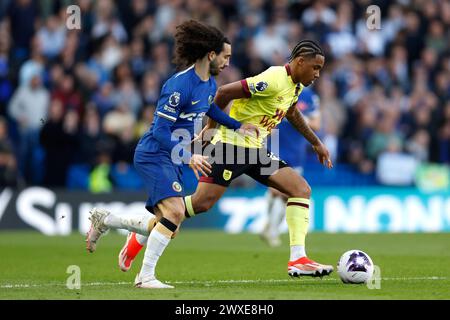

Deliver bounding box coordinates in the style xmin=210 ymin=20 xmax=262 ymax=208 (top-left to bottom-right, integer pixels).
xmin=189 ymin=154 xmax=212 ymax=179
xmin=312 ymin=142 xmax=333 ymax=169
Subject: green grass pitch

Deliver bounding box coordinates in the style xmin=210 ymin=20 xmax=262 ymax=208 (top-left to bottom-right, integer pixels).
xmin=0 ymin=230 xmax=449 ymax=300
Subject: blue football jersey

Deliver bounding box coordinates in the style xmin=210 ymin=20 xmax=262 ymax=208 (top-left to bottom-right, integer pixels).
xmin=268 ymin=87 xmax=320 ymax=167
xmin=136 ymin=65 xmax=216 ymax=155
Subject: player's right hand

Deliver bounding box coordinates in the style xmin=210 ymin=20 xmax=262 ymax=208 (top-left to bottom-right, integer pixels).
xmin=312 ymin=142 xmax=333 ymax=169
xmin=189 ymin=154 xmax=212 ymax=180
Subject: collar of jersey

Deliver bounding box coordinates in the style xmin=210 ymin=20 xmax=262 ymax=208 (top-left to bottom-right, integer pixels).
xmin=192 ymin=64 xmax=211 ymax=83
xmin=285 ymin=64 xmax=296 ymax=86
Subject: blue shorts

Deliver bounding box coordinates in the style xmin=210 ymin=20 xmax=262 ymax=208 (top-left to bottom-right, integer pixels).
xmin=134 ymin=150 xmax=184 ymax=212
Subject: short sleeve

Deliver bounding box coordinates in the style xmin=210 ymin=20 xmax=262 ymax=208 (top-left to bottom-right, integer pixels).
xmin=240 ymin=67 xmax=278 ymax=98
xmin=155 ymin=79 xmax=189 ymax=122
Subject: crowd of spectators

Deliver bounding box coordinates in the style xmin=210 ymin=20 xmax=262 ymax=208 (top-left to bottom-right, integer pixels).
xmin=0 ymin=0 xmax=448 ymax=189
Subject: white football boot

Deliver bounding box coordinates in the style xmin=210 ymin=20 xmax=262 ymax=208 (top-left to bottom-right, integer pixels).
xmin=134 ymin=273 xmax=174 ymax=289
xmin=86 ymin=207 xmax=110 ymax=253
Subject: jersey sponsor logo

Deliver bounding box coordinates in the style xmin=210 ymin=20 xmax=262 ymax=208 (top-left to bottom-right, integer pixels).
xmin=172 ymin=181 xmax=182 ymax=192
xmin=191 ymin=100 xmax=201 ymax=105
xmin=179 ymin=111 xmax=206 ymax=121
xmin=256 ymin=81 xmax=268 ymax=92
xmin=272 ymin=109 xmax=286 ymax=121
xmin=163 ymin=105 xmax=177 ymax=113
xmin=259 ymin=115 xmax=277 ymax=132
xmin=223 ymin=169 xmax=233 ymax=181
xmin=169 ymin=92 xmax=181 ymax=107
xmin=179 ymin=112 xmax=197 ymax=121
xmin=259 ymin=108 xmax=286 ymax=133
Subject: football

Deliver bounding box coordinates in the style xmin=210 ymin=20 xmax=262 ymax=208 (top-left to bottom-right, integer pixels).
xmin=337 ymin=250 xmax=374 ymax=284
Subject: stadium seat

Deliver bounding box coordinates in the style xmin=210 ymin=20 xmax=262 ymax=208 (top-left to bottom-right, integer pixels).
xmin=110 ymin=163 xmax=144 ymax=190
xmin=66 ymin=164 xmax=91 ymax=190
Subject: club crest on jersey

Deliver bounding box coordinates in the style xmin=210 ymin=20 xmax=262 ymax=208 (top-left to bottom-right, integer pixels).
xmin=256 ymin=81 xmax=268 ymax=92
xmin=208 ymin=95 xmax=214 ymax=105
xmin=172 ymin=181 xmax=182 ymax=192
xmin=169 ymin=92 xmax=181 ymax=107
xmin=223 ymin=169 xmax=233 ymax=181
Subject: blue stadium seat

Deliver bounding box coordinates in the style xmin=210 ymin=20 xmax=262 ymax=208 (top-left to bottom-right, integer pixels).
xmin=66 ymin=164 xmax=91 ymax=190
xmin=110 ymin=163 xmax=144 ymax=190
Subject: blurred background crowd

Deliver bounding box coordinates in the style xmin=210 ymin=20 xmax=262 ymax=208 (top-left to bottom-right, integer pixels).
xmin=0 ymin=0 xmax=448 ymax=191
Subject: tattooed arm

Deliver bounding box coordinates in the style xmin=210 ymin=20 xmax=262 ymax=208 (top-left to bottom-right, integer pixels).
xmin=285 ymin=104 xmax=333 ymax=168
xmin=285 ymin=104 xmax=321 ymax=146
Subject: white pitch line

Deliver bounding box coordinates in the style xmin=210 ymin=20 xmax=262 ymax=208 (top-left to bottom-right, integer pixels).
xmin=172 ymin=276 xmax=448 ymax=284
xmin=0 ymin=277 xmax=447 ymax=289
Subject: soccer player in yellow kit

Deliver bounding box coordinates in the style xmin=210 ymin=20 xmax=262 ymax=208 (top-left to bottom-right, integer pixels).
xmin=189 ymin=39 xmax=334 ymax=277
xmin=94 ymin=40 xmax=334 ymax=283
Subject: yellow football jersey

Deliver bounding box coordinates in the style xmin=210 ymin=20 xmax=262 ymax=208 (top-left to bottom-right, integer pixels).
xmin=211 ymin=65 xmax=303 ymax=148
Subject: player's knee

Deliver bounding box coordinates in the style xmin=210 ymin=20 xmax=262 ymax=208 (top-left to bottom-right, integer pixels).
xmin=160 ymin=203 xmax=185 ymax=225
xmin=288 ymin=181 xmax=311 ymax=199
xmin=165 ymin=213 xmax=184 ymax=226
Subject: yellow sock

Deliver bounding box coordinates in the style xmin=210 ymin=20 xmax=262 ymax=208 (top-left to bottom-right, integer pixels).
xmin=285 ymin=197 xmax=310 ymax=246
xmin=184 ymin=195 xmax=196 ymax=217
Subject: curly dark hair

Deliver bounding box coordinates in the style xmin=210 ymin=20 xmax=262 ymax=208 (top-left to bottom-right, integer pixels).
xmin=172 ymin=20 xmax=230 ymax=70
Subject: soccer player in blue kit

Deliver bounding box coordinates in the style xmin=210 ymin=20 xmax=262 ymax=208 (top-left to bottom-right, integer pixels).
xmin=86 ymin=20 xmax=258 ymax=288
xmin=261 ymin=87 xmax=321 ymax=247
